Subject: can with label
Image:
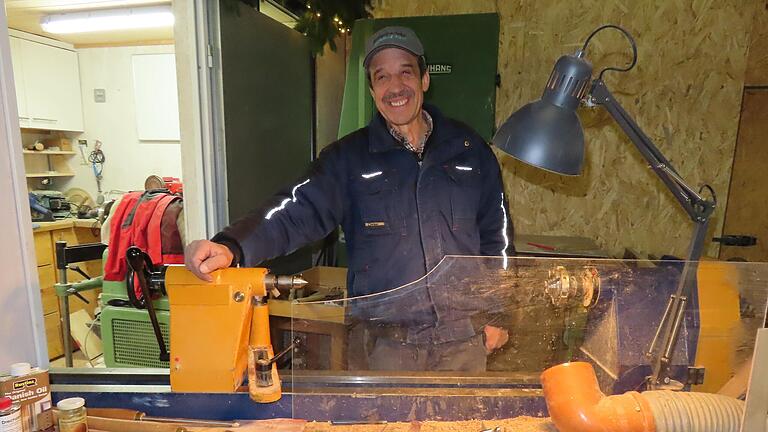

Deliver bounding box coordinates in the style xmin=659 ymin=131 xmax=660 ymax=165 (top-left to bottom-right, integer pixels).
xmin=0 ymin=396 xmax=21 ymax=432
xmin=55 ymin=398 xmax=87 ymax=432
xmin=1 ymin=363 xmax=54 ymax=432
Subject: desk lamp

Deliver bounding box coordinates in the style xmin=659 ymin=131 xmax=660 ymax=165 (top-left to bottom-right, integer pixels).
xmin=492 ymin=24 xmax=716 ymax=389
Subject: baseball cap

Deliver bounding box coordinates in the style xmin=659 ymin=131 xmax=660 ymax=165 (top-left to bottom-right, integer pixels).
xmin=363 ymin=26 xmax=425 ymax=69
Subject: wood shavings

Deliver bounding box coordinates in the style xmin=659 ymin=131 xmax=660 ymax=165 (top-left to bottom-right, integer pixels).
xmin=304 ymin=416 xmax=555 ymax=431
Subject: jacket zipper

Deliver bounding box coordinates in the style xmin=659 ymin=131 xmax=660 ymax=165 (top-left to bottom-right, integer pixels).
xmin=414 ymin=154 xmax=440 ymax=332
xmin=415 ymin=157 xmax=427 ymax=273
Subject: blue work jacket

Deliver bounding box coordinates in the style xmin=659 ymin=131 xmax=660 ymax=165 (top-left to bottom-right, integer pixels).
xmin=215 ymin=104 xmax=513 ymax=343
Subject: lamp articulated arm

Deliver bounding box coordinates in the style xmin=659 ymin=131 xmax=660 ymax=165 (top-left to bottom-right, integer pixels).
xmin=589 ymin=80 xmax=715 ymax=225
xmin=491 ymin=23 xmax=719 ymax=389
xmin=589 ymin=78 xmax=716 ymax=389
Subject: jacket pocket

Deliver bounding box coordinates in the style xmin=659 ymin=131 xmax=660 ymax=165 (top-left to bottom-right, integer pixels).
xmin=445 ymin=166 xmax=481 ymax=229
xmin=348 ymin=269 xmax=367 ymax=296
xmin=360 ymin=199 xmax=393 ymax=235
xmin=353 ymin=171 xmax=400 ymax=236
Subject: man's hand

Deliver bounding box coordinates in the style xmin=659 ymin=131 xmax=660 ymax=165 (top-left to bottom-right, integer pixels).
xmin=483 ymin=325 xmax=509 ymax=353
xmin=184 ymin=240 xmax=234 ymax=282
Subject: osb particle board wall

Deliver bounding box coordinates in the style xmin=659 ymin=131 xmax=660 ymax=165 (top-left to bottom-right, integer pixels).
xmin=745 ymin=0 xmax=768 ymax=86
xmin=373 ymin=0 xmax=758 ymax=258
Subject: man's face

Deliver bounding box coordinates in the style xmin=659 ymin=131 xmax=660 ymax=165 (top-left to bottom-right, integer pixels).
xmin=368 ymin=47 xmax=430 ymax=127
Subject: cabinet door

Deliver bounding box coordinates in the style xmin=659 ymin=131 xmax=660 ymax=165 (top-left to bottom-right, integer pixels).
xmin=51 ymin=228 xmax=77 ymax=276
xmin=20 ymin=39 xmax=58 ymax=128
xmin=39 ymin=264 xmax=58 ymax=315
xmin=44 ymin=311 xmax=64 ymax=360
xmin=9 ymin=37 xmax=29 ymax=126
xmin=52 ymin=228 xmax=101 ymax=318
xmin=54 ymin=48 xmax=84 ymax=132
xmin=34 ymin=231 xmax=53 ymax=266
xmin=19 ymin=39 xmax=84 ymax=132
xmin=74 ymin=227 xmax=103 ymax=279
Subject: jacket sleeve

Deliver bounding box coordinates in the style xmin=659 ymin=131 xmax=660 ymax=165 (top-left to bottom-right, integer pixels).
xmin=211 ymin=143 xmax=347 ymax=267
xmin=476 ymin=144 xmax=515 ymax=257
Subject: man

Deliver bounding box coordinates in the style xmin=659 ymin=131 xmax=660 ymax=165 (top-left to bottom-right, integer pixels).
xmin=186 ymin=26 xmax=512 ymax=371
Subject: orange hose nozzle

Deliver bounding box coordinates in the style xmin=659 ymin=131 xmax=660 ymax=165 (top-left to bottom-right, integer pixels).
xmin=540 ymin=362 xmax=655 ymax=432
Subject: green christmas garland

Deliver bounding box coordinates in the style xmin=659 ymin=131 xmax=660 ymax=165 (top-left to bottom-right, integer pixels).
xmin=235 ymin=0 xmax=373 ymax=55
xmin=290 ymin=0 xmax=372 ymax=54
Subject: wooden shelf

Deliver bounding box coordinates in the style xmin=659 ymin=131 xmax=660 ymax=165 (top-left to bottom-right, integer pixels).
xmin=23 ymin=150 xmax=76 ymax=155
xmin=26 ymin=172 xmax=75 ymax=178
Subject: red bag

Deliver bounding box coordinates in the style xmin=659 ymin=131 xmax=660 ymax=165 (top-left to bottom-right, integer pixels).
xmin=104 ymin=190 xmax=184 ymax=291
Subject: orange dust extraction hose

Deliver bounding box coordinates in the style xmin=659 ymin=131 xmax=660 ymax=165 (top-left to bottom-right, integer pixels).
xmin=541 ymin=362 xmax=744 ymax=432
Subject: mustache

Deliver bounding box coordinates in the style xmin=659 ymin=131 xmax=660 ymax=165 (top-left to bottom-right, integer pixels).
xmin=383 ymin=89 xmax=414 ymax=102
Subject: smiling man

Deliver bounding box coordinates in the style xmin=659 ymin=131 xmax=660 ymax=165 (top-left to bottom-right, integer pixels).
xmin=185 ymin=26 xmax=513 ymax=372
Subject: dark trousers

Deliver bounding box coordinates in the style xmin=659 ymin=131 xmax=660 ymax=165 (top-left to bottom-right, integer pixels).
xmin=368 ymin=334 xmax=487 ymax=372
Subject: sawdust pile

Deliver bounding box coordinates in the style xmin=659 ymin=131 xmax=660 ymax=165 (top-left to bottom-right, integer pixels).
xmin=305 ymin=416 xmax=557 ymax=431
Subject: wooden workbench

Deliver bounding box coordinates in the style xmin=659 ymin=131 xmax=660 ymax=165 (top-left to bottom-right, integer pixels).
xmin=32 ymin=218 xmax=102 ymax=360
xmin=33 ymin=218 xmax=102 ymax=232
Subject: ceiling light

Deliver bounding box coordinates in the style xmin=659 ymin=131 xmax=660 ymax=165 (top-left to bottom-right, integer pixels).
xmin=40 ymin=5 xmax=174 ymax=34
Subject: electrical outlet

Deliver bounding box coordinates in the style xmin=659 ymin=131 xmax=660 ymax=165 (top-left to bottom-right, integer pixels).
xmin=94 ymin=89 xmax=106 ymax=103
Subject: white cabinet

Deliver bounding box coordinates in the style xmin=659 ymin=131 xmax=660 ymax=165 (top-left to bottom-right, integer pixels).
xmin=9 ymin=34 xmax=84 ymax=132
xmin=9 ymin=37 xmax=28 ymax=122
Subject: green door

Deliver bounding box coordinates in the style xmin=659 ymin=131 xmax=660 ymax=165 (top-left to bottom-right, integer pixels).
xmin=219 ymin=2 xmax=314 ymax=273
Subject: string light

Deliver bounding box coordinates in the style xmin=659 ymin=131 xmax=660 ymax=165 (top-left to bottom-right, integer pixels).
xmin=300 ymin=1 xmax=361 ymax=50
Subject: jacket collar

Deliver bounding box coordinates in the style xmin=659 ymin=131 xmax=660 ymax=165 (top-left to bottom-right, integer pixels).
xmin=368 ymin=103 xmax=464 ymax=156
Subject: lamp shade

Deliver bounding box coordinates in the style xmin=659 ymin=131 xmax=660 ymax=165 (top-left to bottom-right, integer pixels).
xmin=492 ymin=53 xmax=593 ymax=176
xmin=492 ymin=101 xmax=585 ymax=175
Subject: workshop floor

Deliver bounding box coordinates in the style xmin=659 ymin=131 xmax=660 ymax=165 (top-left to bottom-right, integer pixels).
xmin=194 ymin=418 xmax=556 ymax=432
xmin=49 ymin=350 xmax=105 ymax=368
xmin=303 ymin=417 xmax=556 ymax=431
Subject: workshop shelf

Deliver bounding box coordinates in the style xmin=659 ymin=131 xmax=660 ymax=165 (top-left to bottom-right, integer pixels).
xmin=23 ymin=150 xmax=77 ymax=155
xmin=26 ymin=172 xmax=75 ymax=178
